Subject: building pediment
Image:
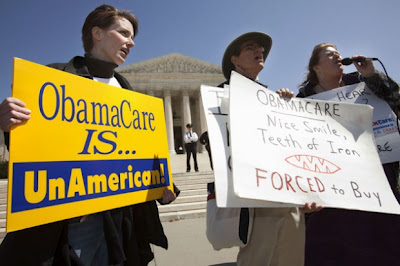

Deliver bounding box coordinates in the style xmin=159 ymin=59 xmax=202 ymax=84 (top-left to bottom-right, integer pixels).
xmin=117 ymin=53 xmax=222 ymax=74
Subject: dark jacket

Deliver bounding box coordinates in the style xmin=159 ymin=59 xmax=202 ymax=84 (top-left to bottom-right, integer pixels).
xmin=0 ymin=56 xmax=173 ymax=266
xmin=199 ymin=131 xmax=210 ymax=152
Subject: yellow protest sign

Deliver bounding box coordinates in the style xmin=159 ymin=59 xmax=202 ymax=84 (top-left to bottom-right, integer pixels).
xmin=7 ymin=58 xmax=173 ymax=232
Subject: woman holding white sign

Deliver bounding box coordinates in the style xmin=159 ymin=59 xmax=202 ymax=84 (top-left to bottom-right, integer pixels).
xmin=297 ymin=43 xmax=400 ymax=266
xmin=0 ymin=5 xmax=178 ymax=266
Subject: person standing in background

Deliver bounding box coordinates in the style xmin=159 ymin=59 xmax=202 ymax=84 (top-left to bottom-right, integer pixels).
xmin=184 ymin=123 xmax=199 ymax=172
xmin=200 ymin=131 xmax=213 ymax=170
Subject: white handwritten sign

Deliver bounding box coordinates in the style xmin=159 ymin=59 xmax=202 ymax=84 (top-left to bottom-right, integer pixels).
xmin=308 ymin=82 xmax=400 ymax=164
xmin=229 ymin=72 xmax=400 ymax=214
xmin=200 ymin=85 xmax=296 ymax=208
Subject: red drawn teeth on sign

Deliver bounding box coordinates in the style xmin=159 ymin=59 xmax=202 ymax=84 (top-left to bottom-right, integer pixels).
xmin=285 ymin=155 xmax=341 ymax=174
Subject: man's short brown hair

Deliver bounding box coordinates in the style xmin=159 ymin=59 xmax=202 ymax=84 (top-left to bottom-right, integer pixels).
xmin=82 ymin=4 xmax=138 ymax=53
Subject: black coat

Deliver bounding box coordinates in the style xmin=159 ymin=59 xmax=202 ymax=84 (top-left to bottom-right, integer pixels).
xmin=0 ymin=56 xmax=171 ymax=266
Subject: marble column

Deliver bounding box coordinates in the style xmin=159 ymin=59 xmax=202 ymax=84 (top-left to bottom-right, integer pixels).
xmin=182 ymin=90 xmax=191 ymax=125
xmin=147 ymin=89 xmax=155 ymax=97
xmin=198 ymin=92 xmax=207 ymax=153
xmin=182 ymin=90 xmax=192 ymax=150
xmin=163 ymin=89 xmax=175 ymax=154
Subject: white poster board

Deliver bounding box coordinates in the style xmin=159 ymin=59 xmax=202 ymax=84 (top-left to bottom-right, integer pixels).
xmin=201 ymin=85 xmax=296 ymax=208
xmin=229 ymin=72 xmax=400 ymax=214
xmin=308 ymin=82 xmax=400 ymax=164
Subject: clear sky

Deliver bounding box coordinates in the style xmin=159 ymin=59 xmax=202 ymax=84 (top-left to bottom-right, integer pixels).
xmin=1 ymin=0 xmax=400 ymax=101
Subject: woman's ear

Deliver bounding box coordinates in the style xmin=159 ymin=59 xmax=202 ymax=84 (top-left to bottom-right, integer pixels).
xmin=231 ymin=55 xmax=239 ymax=66
xmin=92 ymin=26 xmax=103 ymax=41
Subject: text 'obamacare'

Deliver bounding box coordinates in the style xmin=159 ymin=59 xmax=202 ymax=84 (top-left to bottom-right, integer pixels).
xmin=38 ymin=82 xmax=156 ymax=131
xmin=257 ymin=89 xmax=341 ymax=117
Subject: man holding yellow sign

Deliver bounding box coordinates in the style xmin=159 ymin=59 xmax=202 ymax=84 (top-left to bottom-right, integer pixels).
xmin=0 ymin=5 xmax=177 ymax=266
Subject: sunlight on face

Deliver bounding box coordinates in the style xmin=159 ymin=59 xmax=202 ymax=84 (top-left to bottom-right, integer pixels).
xmin=231 ymin=40 xmax=265 ymax=78
xmin=315 ymin=46 xmax=343 ymax=77
xmin=93 ymin=17 xmax=135 ymax=65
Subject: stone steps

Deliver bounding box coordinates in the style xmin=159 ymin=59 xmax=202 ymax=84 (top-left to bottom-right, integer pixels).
xmin=173 ymin=177 xmax=214 ymax=186
xmin=159 ymin=201 xmax=206 ymax=213
xmin=159 ymin=209 xmax=206 ymax=222
xmin=0 ymin=228 xmax=5 ymax=243
xmin=173 ymin=194 xmax=207 ymax=204
xmin=179 ymin=189 xmax=207 ymax=197
xmin=158 ymin=172 xmax=211 ymax=221
xmin=0 ymin=180 xmax=6 ymax=244
xmin=0 ymin=171 xmax=214 ymax=244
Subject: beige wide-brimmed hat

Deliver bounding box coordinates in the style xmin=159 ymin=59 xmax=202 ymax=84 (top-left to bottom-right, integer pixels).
xmin=222 ymin=32 xmax=272 ymax=80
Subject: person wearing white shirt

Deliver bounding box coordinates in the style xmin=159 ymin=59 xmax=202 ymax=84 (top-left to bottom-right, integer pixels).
xmin=184 ymin=123 xmax=199 ymax=172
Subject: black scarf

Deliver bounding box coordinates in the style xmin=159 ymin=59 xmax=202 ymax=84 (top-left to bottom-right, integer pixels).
xmin=84 ymin=53 xmax=118 ymax=78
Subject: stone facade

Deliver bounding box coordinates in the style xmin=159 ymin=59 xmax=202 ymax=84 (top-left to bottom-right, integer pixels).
xmin=117 ymin=53 xmax=225 ymax=153
xmin=0 ymin=130 xmax=7 ymax=161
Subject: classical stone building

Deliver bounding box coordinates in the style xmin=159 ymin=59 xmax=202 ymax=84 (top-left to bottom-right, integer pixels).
xmin=0 ymin=130 xmax=7 ymax=162
xmin=117 ymin=53 xmax=225 ymax=154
